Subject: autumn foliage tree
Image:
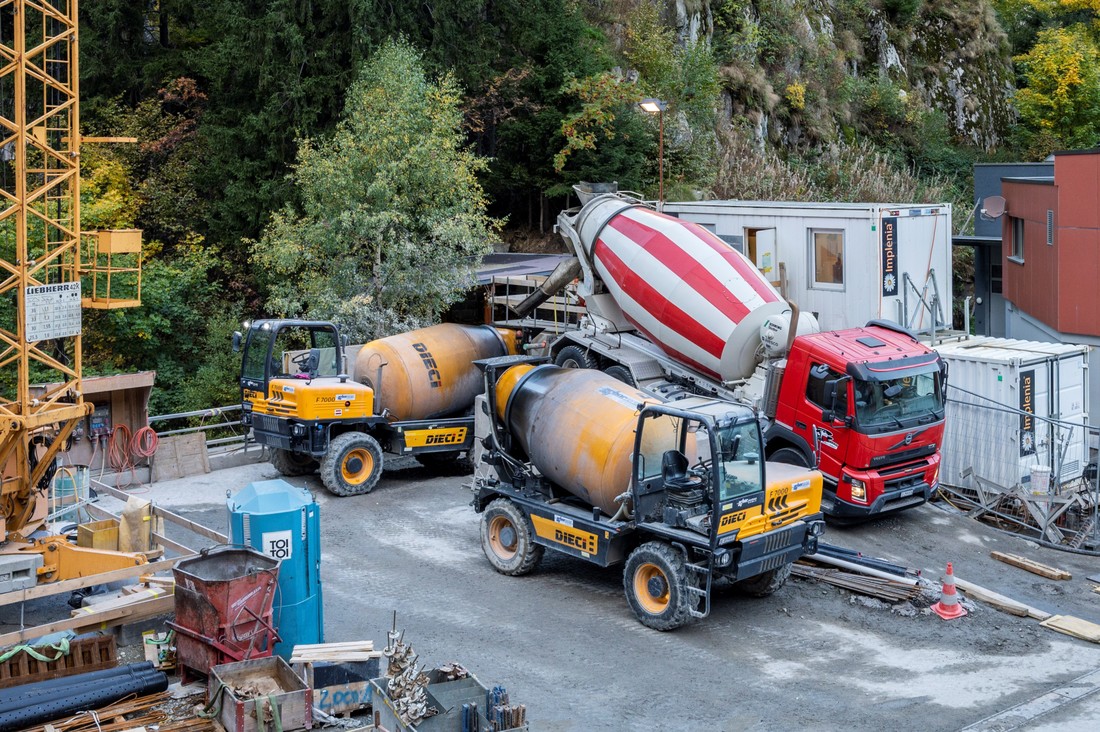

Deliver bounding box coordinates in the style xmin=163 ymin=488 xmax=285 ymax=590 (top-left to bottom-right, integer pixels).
xmin=1014 ymin=25 xmax=1100 ymax=154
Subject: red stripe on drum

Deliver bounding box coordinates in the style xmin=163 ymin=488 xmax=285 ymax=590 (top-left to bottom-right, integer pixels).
xmin=686 ymin=219 xmax=781 ymax=304
xmin=593 ymin=239 xmax=726 ymax=363
xmin=607 ymin=214 xmax=755 ymax=324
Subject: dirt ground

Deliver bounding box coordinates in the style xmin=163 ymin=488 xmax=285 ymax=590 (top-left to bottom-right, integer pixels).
xmin=4 ymin=455 xmax=1100 ymax=731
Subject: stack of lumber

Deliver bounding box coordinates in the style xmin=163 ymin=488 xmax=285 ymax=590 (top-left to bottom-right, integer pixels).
xmin=289 ymin=640 xmax=381 ymax=664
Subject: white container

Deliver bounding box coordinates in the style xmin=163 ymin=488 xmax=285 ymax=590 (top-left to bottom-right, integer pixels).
xmin=935 ymin=337 xmax=1089 ymax=492
xmin=664 ymin=200 xmax=953 ymax=335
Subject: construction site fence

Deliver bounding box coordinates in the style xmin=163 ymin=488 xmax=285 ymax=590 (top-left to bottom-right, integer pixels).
xmin=940 ymin=384 xmax=1099 ymax=551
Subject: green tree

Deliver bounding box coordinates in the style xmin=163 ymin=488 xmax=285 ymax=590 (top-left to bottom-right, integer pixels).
xmin=1014 ymin=25 xmax=1100 ymax=153
xmin=253 ymin=39 xmax=499 ymax=341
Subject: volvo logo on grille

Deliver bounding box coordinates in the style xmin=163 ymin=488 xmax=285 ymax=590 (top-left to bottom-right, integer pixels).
xmin=889 ymin=431 xmax=919 ymax=450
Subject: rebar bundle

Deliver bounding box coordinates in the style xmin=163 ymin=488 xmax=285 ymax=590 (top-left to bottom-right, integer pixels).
xmin=383 ymin=626 xmax=437 ymax=726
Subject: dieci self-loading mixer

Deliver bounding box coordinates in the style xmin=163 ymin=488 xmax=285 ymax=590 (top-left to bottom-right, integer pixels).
xmin=512 ymin=186 xmax=948 ymax=521
xmin=235 ymin=320 xmax=520 ymax=496
xmin=471 ymin=356 xmax=826 ymax=630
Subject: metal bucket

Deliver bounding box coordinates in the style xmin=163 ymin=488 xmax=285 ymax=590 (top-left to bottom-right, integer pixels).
xmin=170 ymin=545 xmax=281 ymax=682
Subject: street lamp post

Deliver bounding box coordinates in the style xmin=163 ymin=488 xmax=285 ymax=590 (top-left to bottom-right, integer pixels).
xmin=639 ymin=98 xmax=667 ymax=211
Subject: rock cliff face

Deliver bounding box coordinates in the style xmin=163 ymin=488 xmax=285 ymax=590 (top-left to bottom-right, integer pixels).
xmin=604 ymin=0 xmax=1015 ymax=152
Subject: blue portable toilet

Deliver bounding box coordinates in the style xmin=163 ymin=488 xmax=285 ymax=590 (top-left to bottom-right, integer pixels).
xmin=228 ymin=479 xmax=323 ymax=658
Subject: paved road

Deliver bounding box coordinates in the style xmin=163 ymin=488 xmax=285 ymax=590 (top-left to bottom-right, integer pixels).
xmin=9 ymin=454 xmax=1100 ymax=731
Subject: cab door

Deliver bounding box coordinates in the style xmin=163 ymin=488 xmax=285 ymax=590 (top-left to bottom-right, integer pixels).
xmin=796 ymin=363 xmax=851 ymax=482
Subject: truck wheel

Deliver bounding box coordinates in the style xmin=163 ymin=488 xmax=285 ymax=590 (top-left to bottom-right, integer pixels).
xmin=417 ymin=450 xmax=475 ymax=473
xmin=320 ymin=433 xmax=384 ymax=496
xmin=270 ymin=448 xmax=317 ymax=477
xmin=624 ymin=542 xmax=696 ymax=631
xmin=481 ymin=499 xmax=543 ymax=576
xmin=735 ymin=563 xmax=792 ymax=597
xmin=554 ymin=345 xmax=597 ymax=370
xmin=603 ymin=365 xmax=635 ymax=386
xmin=770 ymin=447 xmax=810 ymax=468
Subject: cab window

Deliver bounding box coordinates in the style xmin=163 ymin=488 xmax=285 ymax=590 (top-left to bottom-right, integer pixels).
xmin=805 ymin=364 xmax=849 ymax=415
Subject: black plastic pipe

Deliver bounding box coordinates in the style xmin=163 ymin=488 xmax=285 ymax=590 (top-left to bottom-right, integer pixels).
xmin=0 ymin=668 xmax=167 ymax=730
xmin=0 ymin=662 xmax=156 ymax=713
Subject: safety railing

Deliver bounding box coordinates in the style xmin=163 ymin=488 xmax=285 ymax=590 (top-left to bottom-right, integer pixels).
xmin=148 ymin=404 xmax=252 ymax=451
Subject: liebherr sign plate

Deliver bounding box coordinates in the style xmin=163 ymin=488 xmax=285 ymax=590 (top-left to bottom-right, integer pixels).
xmin=25 ymin=282 xmax=82 ymax=342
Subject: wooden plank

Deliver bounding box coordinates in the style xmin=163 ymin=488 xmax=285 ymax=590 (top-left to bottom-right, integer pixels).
xmin=954 ymin=577 xmax=1053 ymax=621
xmin=293 ymin=641 xmax=375 ymax=652
xmin=0 ymin=595 xmax=175 ymax=647
xmin=0 ymin=557 xmax=183 ymax=607
xmin=991 ymin=551 xmax=1072 ymax=580
xmin=71 ymin=586 xmax=171 ymax=617
xmin=289 ymin=653 xmax=380 ymax=663
xmin=1040 ymin=615 xmax=1100 ymax=643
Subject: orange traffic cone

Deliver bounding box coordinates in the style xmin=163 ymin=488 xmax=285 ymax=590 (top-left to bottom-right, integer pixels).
xmin=931 ymin=562 xmax=967 ymax=620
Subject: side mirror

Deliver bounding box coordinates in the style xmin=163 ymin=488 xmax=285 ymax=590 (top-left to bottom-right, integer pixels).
xmin=232 ymin=331 xmax=243 ymax=353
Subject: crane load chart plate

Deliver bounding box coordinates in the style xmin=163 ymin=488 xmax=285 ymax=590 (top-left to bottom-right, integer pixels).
xmin=25 ymin=282 xmax=82 ymax=342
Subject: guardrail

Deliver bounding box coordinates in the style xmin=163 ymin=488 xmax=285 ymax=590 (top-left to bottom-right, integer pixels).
xmin=148 ymin=404 xmax=252 ymax=450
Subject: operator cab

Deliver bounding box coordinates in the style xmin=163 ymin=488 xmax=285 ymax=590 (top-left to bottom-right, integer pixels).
xmin=235 ymin=320 xmax=345 ymax=394
xmin=633 ymin=399 xmax=764 ymax=536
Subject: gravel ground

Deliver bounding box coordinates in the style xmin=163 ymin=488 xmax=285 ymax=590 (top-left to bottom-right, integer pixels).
xmin=4 ymin=454 xmax=1100 ymax=731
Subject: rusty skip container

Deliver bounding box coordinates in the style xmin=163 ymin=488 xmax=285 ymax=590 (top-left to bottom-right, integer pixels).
xmin=171 ymin=546 xmax=281 ymax=683
xmin=210 ymin=656 xmax=313 ymax=732
xmin=495 ymin=365 xmax=678 ymax=516
xmin=355 ymin=324 xmax=519 ymax=421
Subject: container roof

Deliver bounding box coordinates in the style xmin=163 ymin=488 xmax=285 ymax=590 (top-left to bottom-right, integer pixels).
xmin=934 ymin=337 xmax=1089 ymax=364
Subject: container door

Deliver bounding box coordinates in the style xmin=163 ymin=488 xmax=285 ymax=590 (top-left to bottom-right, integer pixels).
xmin=747 ymin=228 xmax=778 ymax=287
xmin=1054 ymin=354 xmax=1088 ymax=482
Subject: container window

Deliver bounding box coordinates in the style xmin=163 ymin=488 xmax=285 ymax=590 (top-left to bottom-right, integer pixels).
xmin=810 ymin=230 xmax=844 ymax=289
xmin=1046 ymin=210 xmax=1054 ymax=245
xmin=1010 ymin=216 xmax=1025 ymax=262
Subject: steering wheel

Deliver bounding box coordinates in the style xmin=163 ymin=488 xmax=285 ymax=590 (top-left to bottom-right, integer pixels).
xmin=291 ymin=352 xmax=310 ymax=367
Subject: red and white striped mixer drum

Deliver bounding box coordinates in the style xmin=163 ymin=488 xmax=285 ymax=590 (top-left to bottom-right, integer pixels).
xmin=574 ymin=197 xmax=790 ymax=381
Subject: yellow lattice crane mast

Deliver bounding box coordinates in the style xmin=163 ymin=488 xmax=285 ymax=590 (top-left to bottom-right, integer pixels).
xmin=0 ymin=0 xmax=143 ymax=581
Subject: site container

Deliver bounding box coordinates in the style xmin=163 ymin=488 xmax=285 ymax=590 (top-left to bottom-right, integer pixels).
xmin=936 ymin=337 xmax=1089 ymax=491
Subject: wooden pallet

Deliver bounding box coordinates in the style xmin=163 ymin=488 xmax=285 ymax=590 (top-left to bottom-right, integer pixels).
xmin=0 ymin=634 xmax=117 ymax=689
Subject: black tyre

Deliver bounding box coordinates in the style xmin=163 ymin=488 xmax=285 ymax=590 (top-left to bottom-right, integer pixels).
xmin=769 ymin=446 xmax=811 ymax=468
xmin=735 ymin=563 xmax=792 ymax=597
xmin=480 ymin=499 xmax=544 ymax=576
xmin=416 ymin=450 xmax=475 ymax=473
xmin=320 ymin=432 xmax=384 ymax=496
xmin=554 ymin=345 xmax=598 ymax=370
xmin=270 ymin=448 xmax=317 ymax=477
xmin=623 ymin=542 xmax=697 ymax=631
xmin=603 ymin=364 xmax=635 ymax=386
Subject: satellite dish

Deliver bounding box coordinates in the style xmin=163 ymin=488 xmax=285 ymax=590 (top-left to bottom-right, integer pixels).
xmin=981 ymin=195 xmax=1006 ymax=219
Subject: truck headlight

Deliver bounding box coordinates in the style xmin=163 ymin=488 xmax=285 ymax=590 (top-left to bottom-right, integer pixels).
xmin=850 ymin=478 xmax=867 ymax=503
xmin=714 ymin=549 xmax=733 ymax=568
xmin=291 ymin=423 xmax=307 ymax=438
xmin=809 ymin=520 xmax=825 ymax=537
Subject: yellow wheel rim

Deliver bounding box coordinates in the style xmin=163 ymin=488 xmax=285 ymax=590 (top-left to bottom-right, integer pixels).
xmin=488 ymin=515 xmax=518 ymax=560
xmin=634 ymin=562 xmax=670 ymax=615
xmin=341 ymin=447 xmax=374 ymax=485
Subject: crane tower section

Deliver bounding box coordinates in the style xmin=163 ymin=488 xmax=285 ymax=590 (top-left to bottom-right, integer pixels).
xmin=0 ymin=0 xmax=86 ymax=540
